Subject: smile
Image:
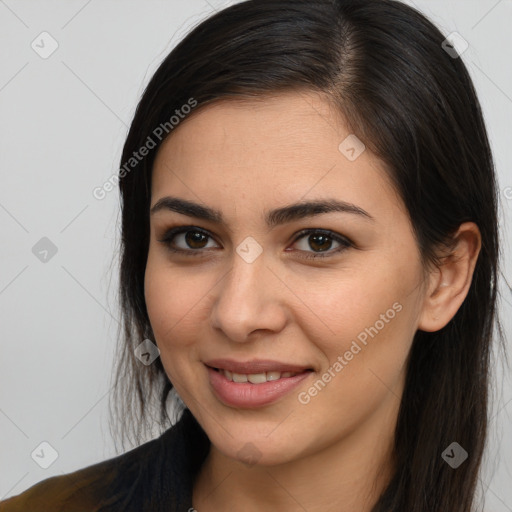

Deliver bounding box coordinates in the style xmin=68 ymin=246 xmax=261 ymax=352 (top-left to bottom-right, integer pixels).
xmin=213 ymin=368 xmax=302 ymax=384
xmin=204 ymin=360 xmax=314 ymax=408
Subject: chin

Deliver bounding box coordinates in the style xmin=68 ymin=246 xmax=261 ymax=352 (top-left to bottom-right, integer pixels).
xmin=210 ymin=428 xmax=305 ymax=467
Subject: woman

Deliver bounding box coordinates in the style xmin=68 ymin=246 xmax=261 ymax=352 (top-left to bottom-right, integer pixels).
xmin=0 ymin=0 xmax=504 ymax=510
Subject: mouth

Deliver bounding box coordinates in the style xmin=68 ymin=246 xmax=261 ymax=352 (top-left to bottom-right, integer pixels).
xmin=209 ymin=366 xmax=311 ymax=384
xmin=204 ymin=360 xmax=315 ymax=408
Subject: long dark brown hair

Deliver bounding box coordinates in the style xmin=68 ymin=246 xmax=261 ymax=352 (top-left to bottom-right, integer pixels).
xmin=109 ymin=1 xmax=506 ymax=510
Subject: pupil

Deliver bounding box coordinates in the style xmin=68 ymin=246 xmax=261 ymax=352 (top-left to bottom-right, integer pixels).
xmin=310 ymin=234 xmax=331 ymax=252
xmin=186 ymin=231 xmax=207 ymax=248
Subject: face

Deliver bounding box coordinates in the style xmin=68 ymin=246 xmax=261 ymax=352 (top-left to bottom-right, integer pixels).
xmin=145 ymin=91 xmax=428 ymax=467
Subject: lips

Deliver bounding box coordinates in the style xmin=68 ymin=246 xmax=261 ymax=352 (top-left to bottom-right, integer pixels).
xmin=204 ymin=359 xmax=314 ymax=408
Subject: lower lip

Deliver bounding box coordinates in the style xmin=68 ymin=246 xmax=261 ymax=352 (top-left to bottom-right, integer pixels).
xmin=206 ymin=366 xmax=312 ymax=408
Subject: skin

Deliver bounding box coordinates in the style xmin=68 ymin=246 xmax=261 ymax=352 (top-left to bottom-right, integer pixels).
xmin=144 ymin=90 xmax=481 ymax=512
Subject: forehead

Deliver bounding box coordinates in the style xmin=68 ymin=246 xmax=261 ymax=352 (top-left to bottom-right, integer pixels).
xmin=157 ymin=91 xmax=345 ymax=159
xmin=151 ymin=91 xmax=405 ymax=223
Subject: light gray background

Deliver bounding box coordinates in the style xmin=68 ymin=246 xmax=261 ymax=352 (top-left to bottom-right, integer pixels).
xmin=1 ymin=0 xmax=511 ymax=509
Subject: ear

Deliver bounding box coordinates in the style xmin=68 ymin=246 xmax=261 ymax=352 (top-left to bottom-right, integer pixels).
xmin=417 ymin=222 xmax=481 ymax=332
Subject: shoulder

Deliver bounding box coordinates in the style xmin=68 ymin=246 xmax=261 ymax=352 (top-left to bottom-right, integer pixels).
xmin=0 ymin=409 xmax=209 ymax=512
xmin=0 ymin=424 xmax=173 ymax=512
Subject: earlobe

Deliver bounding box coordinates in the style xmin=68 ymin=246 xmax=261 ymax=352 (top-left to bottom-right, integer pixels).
xmin=417 ymin=222 xmax=481 ymax=333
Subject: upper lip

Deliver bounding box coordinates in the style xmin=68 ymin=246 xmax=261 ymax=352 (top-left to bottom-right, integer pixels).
xmin=204 ymin=359 xmax=313 ymax=374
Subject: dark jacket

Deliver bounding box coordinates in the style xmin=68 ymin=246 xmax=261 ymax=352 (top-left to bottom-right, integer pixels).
xmin=0 ymin=409 xmax=210 ymax=512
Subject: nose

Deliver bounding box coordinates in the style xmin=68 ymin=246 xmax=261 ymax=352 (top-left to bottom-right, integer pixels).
xmin=210 ymin=251 xmax=288 ymax=343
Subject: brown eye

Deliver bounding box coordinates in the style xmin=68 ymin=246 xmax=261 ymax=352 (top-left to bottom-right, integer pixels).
xmin=306 ymin=233 xmax=333 ymax=252
xmin=291 ymin=229 xmax=352 ymax=259
xmin=184 ymin=231 xmax=209 ymax=249
xmin=158 ymin=226 xmax=352 ymax=260
xmin=158 ymin=227 xmax=220 ymax=255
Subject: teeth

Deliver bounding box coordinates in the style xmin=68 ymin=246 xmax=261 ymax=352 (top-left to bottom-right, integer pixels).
xmin=247 ymin=373 xmax=267 ymax=384
xmin=220 ymin=369 xmax=299 ymax=383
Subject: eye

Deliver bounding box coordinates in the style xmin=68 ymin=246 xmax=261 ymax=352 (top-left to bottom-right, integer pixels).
xmin=158 ymin=227 xmax=220 ymax=256
xmin=289 ymin=229 xmax=352 ymax=259
xmin=157 ymin=226 xmax=353 ymax=259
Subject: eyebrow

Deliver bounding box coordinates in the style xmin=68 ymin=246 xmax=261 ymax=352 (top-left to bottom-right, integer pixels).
xmin=150 ymin=196 xmax=375 ymax=227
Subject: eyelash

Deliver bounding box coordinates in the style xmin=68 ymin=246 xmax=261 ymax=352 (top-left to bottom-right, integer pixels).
xmin=157 ymin=226 xmax=353 ymax=260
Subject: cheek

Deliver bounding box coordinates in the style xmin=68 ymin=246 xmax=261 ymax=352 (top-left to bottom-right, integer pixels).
xmin=144 ymin=254 xmax=214 ymax=351
xmin=293 ymin=255 xmax=420 ymax=385
xmin=292 ymin=282 xmax=413 ymax=440
xmin=293 ymin=269 xmax=403 ymax=346
xmin=143 ymin=260 xmax=209 ymax=392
